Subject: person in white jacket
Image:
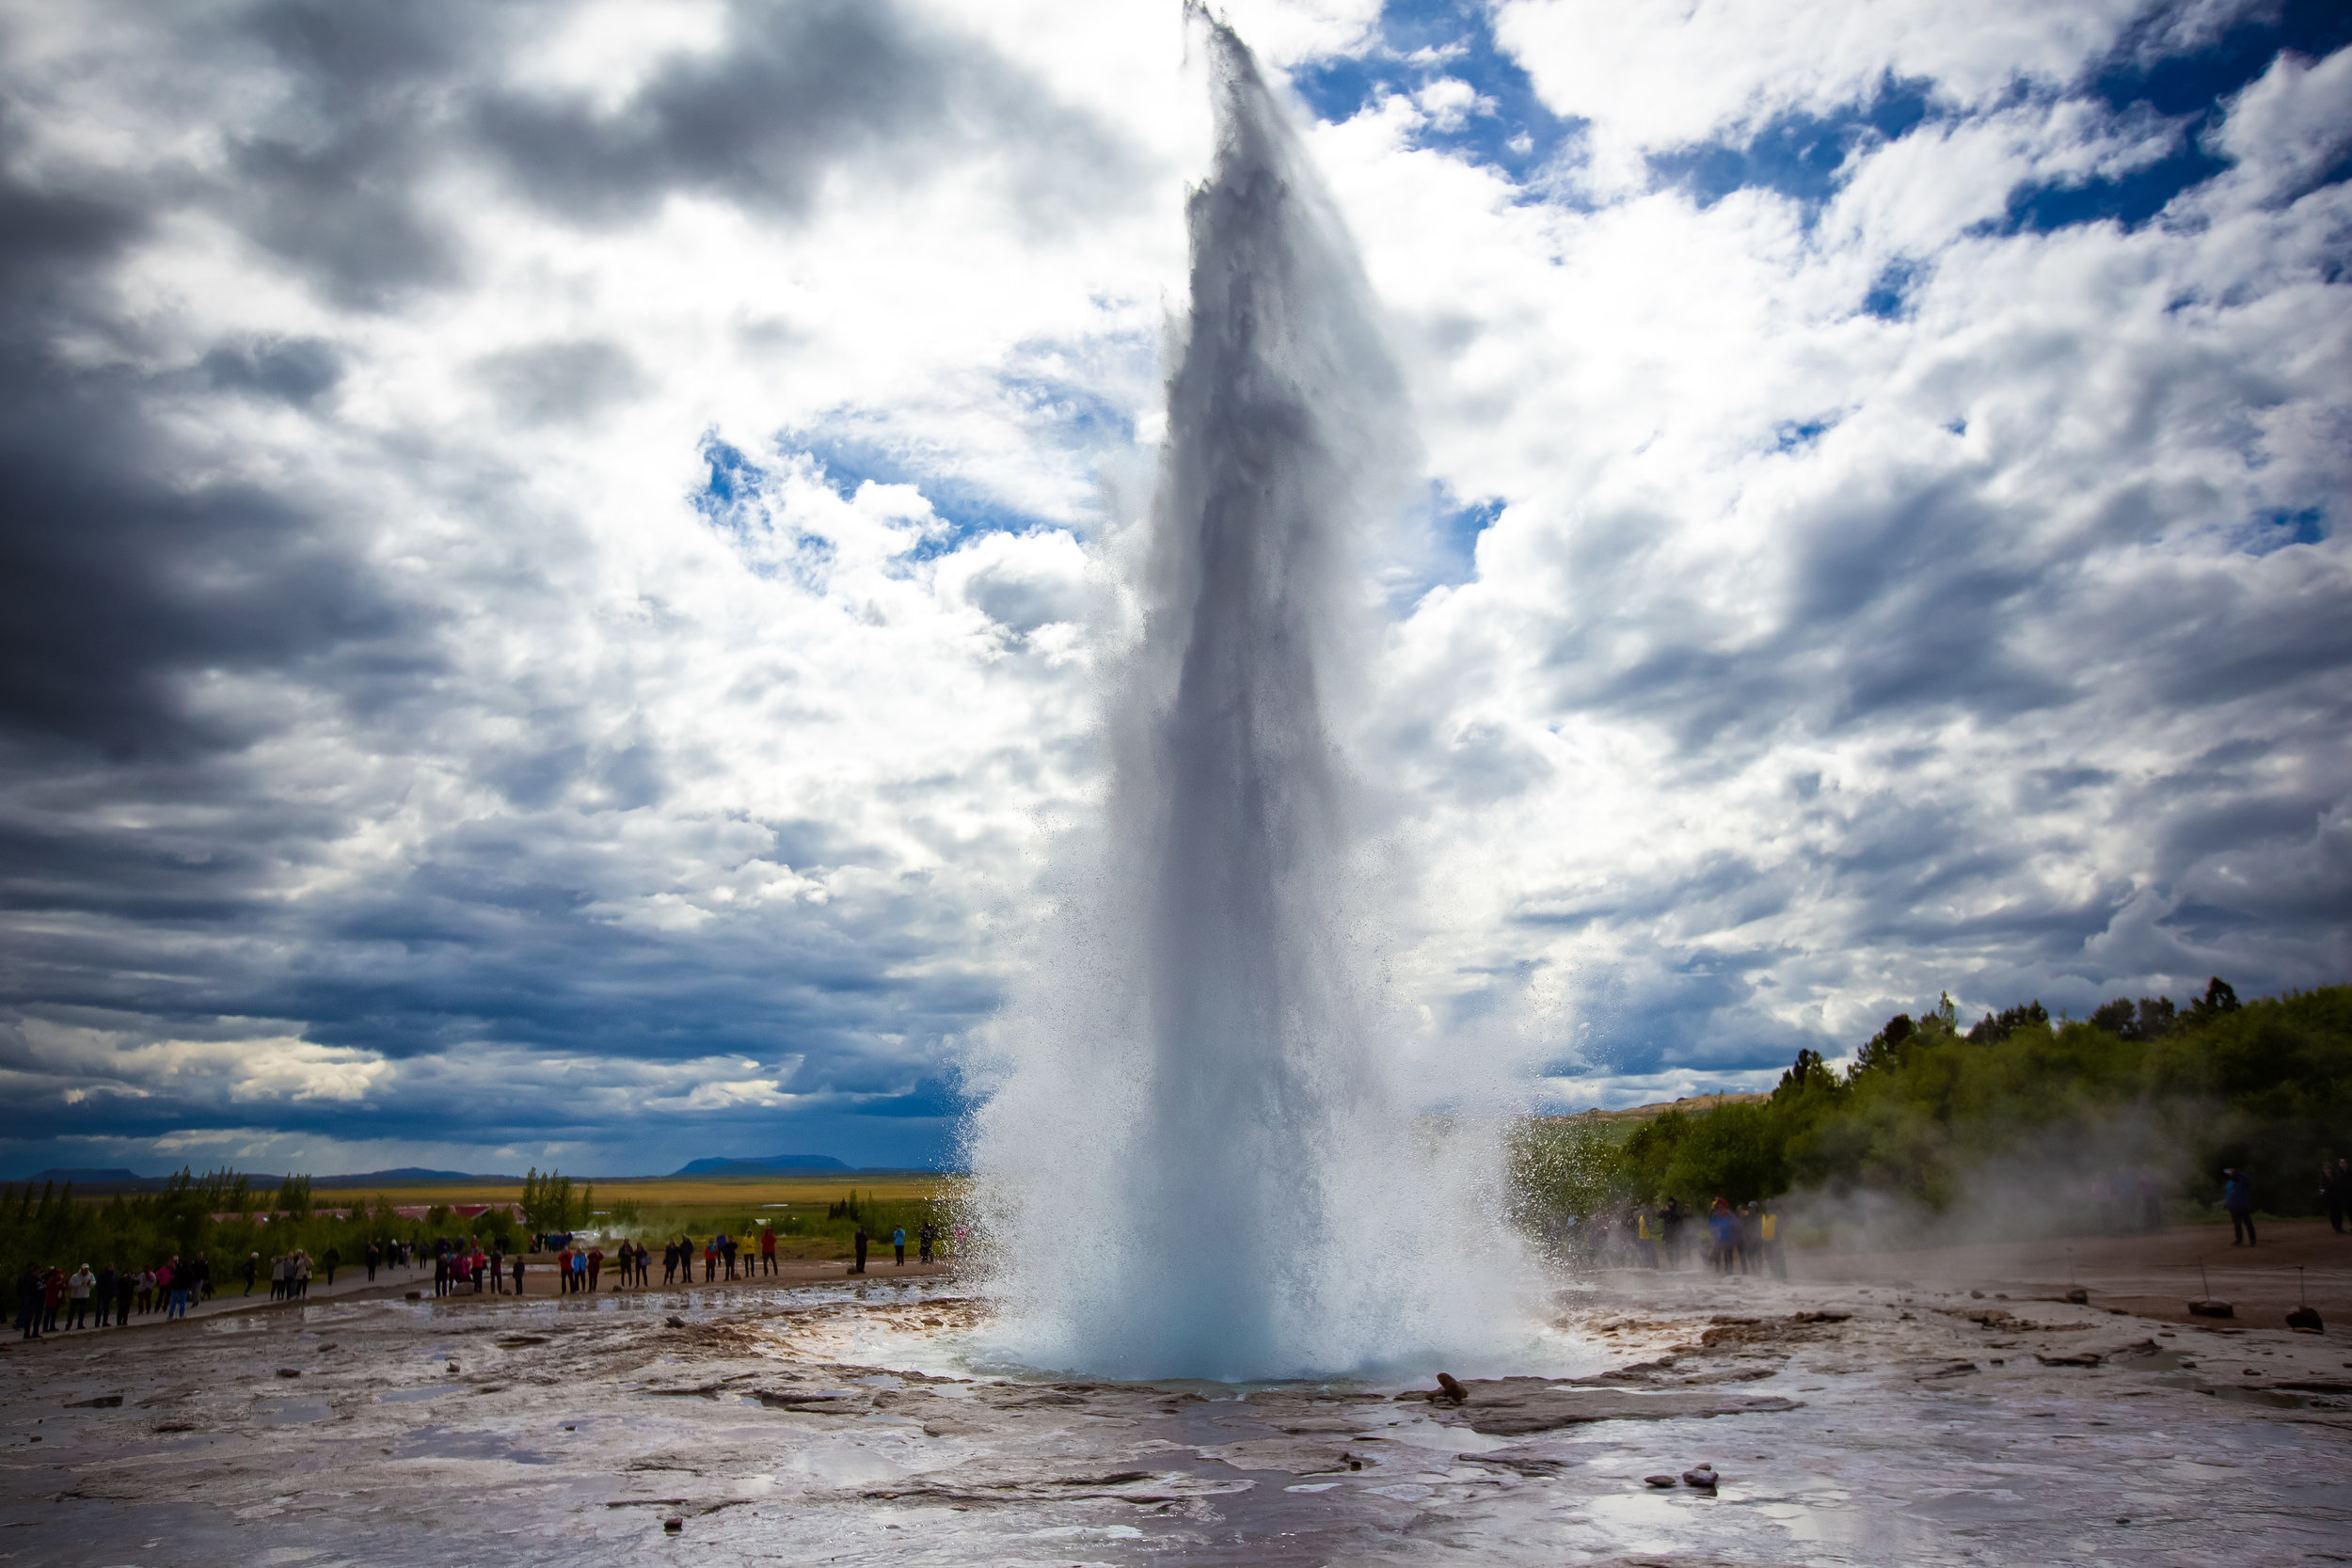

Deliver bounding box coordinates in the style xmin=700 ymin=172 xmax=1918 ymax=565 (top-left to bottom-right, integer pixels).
xmin=66 ymin=1264 xmax=94 ymax=1331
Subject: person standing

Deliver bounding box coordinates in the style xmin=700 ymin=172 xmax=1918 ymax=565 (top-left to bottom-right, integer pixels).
xmin=853 ymin=1225 xmax=868 ymax=1275
xmin=94 ymin=1265 xmax=116 ymax=1327
xmin=760 ymin=1226 xmax=777 ymax=1275
xmin=66 ymin=1264 xmax=93 ymax=1330
xmin=323 ymin=1247 xmax=340 ymax=1288
xmin=511 ymin=1251 xmax=527 ymax=1295
xmin=2223 ymin=1167 xmax=2257 ymax=1245
xmin=586 ymin=1245 xmax=603 ymax=1292
xmin=892 ymin=1227 xmax=906 ymax=1267
xmin=1761 ymin=1204 xmax=1787 ymax=1279
xmin=14 ymin=1264 xmax=40 ymax=1339
xmin=115 ymin=1267 xmax=133 ymax=1325
xmin=2324 ymin=1159 xmax=2347 ymax=1235
xmin=242 ymin=1253 xmax=258 ymax=1296
xmin=49 ymin=1264 xmax=72 ymax=1330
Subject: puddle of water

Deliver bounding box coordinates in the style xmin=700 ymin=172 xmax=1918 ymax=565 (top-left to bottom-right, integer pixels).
xmin=251 ymin=1399 xmax=331 ymax=1428
xmin=378 ymin=1386 xmax=464 ymax=1404
xmin=391 ymin=1426 xmax=554 ymax=1465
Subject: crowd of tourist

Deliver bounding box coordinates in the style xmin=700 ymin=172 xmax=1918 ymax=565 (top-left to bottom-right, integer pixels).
xmin=13 ymin=1212 xmax=970 ymax=1338
xmin=1553 ymin=1198 xmax=1788 ymax=1276
xmin=12 ymin=1253 xmax=212 ymax=1337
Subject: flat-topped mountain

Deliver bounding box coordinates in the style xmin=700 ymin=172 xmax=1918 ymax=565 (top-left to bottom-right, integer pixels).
xmin=672 ymin=1154 xmax=851 ymax=1176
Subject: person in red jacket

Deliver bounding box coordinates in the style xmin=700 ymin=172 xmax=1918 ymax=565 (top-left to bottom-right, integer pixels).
xmin=759 ymin=1225 xmax=776 ymax=1276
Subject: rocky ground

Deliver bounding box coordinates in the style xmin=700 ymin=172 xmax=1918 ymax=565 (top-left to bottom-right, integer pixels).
xmin=2 ymin=1245 xmax=2346 ymax=1566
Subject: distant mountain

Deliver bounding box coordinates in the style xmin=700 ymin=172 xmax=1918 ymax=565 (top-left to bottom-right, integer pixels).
xmin=310 ymin=1168 xmax=509 ymax=1187
xmin=22 ymin=1167 xmax=149 ymax=1185
xmin=672 ymin=1154 xmax=850 ymax=1176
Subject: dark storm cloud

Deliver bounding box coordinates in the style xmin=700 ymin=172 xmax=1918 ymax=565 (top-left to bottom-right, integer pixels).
xmin=200 ymin=337 xmax=345 ymax=405
xmin=0 ymin=147 xmax=413 ymax=760
xmin=217 ymin=0 xmax=493 ymax=305
xmin=202 ymin=0 xmax=1136 ymax=305
xmin=468 ymin=0 xmax=1134 ymax=229
xmin=472 ymin=340 xmax=648 ymax=427
xmin=0 ymin=0 xmax=1143 ymax=1176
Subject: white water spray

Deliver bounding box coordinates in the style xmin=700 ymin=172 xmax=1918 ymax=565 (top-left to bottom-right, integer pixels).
xmin=963 ymin=16 xmax=1522 ymax=1382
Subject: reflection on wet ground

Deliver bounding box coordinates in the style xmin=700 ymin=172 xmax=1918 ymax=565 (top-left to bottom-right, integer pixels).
xmin=3 ymin=1269 xmax=2346 ymax=1565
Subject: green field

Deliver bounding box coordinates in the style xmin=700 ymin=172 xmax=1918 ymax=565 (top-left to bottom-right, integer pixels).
xmin=0 ymin=1171 xmax=967 ymax=1275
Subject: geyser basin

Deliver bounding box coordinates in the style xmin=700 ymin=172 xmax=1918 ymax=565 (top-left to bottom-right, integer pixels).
xmin=962 ymin=12 xmax=1529 ymax=1384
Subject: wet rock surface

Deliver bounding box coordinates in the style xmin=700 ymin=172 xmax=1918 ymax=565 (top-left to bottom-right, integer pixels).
xmin=2 ymin=1271 xmax=2347 ymax=1565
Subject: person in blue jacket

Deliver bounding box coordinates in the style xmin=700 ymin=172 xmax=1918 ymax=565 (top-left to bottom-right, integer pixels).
xmin=2222 ymin=1167 xmax=2255 ymax=1245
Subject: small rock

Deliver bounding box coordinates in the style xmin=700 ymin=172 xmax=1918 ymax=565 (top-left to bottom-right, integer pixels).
xmin=2286 ymin=1307 xmax=2324 ymax=1333
xmin=1435 ymin=1372 xmax=1468 ymax=1402
xmin=665 ymin=1315 xmax=688 ymax=1328
xmin=1644 ymin=1475 xmax=1677 ymax=1488
xmin=2188 ymin=1299 xmax=2233 ymax=1319
xmin=405 ymin=1291 xmax=421 ymax=1301
xmin=2242 ymin=1368 xmax=2259 ymax=1377
xmin=1682 ymin=1466 xmax=1719 ymax=1490
xmin=275 ymin=1368 xmax=302 ymax=1379
xmin=64 ymin=1395 xmax=122 ymax=1409
xmin=662 ymin=1516 xmax=683 ymax=1534
xmin=2063 ymin=1288 xmax=2089 ymax=1305
xmin=1970 ymin=1290 xmax=1984 ymax=1299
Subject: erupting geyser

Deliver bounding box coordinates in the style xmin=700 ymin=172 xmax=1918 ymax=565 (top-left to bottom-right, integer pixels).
xmin=964 ymin=15 xmax=1519 ymax=1382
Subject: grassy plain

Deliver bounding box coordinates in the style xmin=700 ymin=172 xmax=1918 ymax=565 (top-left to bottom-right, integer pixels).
xmin=594 ymin=1174 xmax=964 ymax=1259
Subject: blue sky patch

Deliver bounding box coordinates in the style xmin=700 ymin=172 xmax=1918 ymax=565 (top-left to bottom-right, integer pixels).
xmin=1287 ymin=0 xmax=1578 ymax=185
xmin=1864 ymin=260 xmax=1923 ymax=320
xmin=1775 ymin=419 xmax=1834 ymax=453
xmin=778 ymin=425 xmax=1056 ymax=561
xmin=2002 ymin=0 xmax=2352 ymax=233
xmin=1650 ymin=80 xmax=1933 ymax=213
xmin=2249 ymin=506 xmax=2327 ymax=552
xmin=1384 ymin=483 xmax=1502 ymax=610
xmin=693 ymin=434 xmax=760 ymax=521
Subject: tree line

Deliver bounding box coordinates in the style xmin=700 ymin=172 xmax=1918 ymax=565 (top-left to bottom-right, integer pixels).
xmin=1513 ymin=979 xmax=2351 ymax=1228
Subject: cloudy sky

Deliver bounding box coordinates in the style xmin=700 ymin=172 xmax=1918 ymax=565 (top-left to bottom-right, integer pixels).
xmin=1 ymin=0 xmax=2345 ymax=1179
